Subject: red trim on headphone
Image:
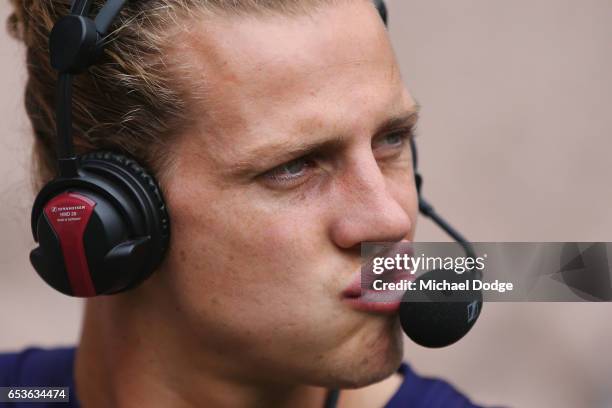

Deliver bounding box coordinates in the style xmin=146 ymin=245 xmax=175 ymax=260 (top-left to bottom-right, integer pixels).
xmin=44 ymin=192 xmax=97 ymax=297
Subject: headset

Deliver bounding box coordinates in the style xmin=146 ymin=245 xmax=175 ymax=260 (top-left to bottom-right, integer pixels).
xmin=30 ymin=0 xmax=169 ymax=297
xmin=31 ymin=0 xmax=482 ymax=351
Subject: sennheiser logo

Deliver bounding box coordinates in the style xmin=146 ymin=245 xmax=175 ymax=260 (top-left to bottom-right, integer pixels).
xmin=51 ymin=205 xmax=86 ymax=213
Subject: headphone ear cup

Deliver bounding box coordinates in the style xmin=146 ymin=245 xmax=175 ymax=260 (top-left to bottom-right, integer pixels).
xmin=78 ymin=151 xmax=171 ymax=263
xmin=81 ymin=151 xmax=170 ymax=293
xmin=30 ymin=151 xmax=170 ymax=297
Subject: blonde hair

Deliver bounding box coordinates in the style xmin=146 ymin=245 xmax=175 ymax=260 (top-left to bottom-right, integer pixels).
xmin=7 ymin=0 xmax=345 ymax=191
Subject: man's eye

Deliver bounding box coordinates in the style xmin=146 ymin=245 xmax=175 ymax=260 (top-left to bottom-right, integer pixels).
xmin=283 ymin=160 xmax=309 ymax=175
xmin=373 ymin=128 xmax=413 ymax=150
xmin=385 ymin=132 xmax=405 ymax=145
xmin=261 ymin=157 xmax=315 ymax=187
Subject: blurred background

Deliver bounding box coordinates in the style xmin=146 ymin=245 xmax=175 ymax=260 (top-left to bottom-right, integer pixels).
xmin=1 ymin=0 xmax=611 ymax=407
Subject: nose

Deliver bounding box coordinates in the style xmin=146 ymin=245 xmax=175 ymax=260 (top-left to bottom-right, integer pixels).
xmin=328 ymin=151 xmax=414 ymax=249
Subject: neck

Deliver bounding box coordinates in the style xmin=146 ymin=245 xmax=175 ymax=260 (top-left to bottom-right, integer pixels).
xmin=74 ymin=295 xmax=330 ymax=408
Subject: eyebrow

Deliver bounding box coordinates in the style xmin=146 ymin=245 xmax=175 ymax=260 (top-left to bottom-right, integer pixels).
xmin=227 ymin=103 xmax=421 ymax=177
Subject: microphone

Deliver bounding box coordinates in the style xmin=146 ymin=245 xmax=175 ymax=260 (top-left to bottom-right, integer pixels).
xmin=399 ymin=268 xmax=482 ymax=348
xmin=399 ymin=198 xmax=483 ymax=348
xmin=372 ymin=0 xmax=483 ymax=349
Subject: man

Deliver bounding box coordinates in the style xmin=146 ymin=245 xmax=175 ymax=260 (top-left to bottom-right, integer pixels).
xmin=2 ymin=0 xmax=482 ymax=406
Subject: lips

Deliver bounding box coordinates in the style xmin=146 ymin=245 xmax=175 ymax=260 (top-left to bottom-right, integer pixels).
xmin=341 ymin=241 xmax=415 ymax=315
xmin=341 ymin=296 xmax=405 ymax=314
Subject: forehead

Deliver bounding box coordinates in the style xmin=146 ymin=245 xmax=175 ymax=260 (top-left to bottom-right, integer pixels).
xmin=171 ymin=1 xmax=409 ymax=162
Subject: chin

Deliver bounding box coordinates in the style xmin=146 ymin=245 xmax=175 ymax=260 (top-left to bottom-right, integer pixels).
xmin=319 ymin=316 xmax=404 ymax=389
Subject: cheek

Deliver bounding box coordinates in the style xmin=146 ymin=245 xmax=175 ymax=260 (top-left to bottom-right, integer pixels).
xmin=160 ymin=191 xmax=351 ymax=360
xmin=164 ymin=186 xmax=330 ymax=318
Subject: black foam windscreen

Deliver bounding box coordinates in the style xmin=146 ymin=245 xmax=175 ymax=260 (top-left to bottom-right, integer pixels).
xmin=399 ymin=269 xmax=483 ymax=348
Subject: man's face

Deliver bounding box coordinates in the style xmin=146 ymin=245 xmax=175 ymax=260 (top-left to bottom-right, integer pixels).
xmin=155 ymin=0 xmax=418 ymax=387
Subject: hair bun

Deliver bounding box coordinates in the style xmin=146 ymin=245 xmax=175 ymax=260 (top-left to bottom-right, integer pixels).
xmin=6 ymin=1 xmax=25 ymax=42
xmin=6 ymin=0 xmax=60 ymax=46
